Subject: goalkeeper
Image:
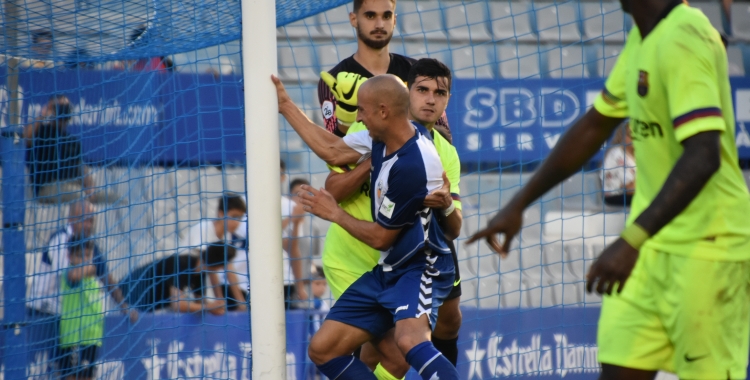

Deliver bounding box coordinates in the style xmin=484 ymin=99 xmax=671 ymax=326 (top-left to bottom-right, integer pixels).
xmin=317 ymin=0 xmax=450 ymax=140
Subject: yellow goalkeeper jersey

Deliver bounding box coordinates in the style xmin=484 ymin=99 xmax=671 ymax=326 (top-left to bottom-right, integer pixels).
xmin=322 ymin=122 xmax=380 ymax=275
xmin=593 ymin=3 xmax=750 ymax=260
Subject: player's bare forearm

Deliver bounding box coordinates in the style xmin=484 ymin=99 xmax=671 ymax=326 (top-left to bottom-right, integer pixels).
xmin=442 ymin=209 xmax=462 ymax=241
xmin=325 ymin=160 xmax=371 ymax=203
xmin=330 ymin=208 xmax=400 ymax=251
xmin=511 ymin=109 xmax=624 ymax=209
xmin=225 ymin=270 xmax=247 ymax=304
xmin=105 ymin=274 xmax=127 ymax=305
xmin=633 ymin=131 xmax=720 ymax=236
xmin=274 ymin=76 xmax=360 ymax=166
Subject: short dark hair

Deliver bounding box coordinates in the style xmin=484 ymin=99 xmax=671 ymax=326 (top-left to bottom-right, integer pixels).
xmin=280 ymin=159 xmax=286 ymax=172
xmin=32 ymin=30 xmax=52 ymax=44
xmin=68 ymin=236 xmax=94 ymax=257
xmin=353 ymin=0 xmax=396 ymax=13
xmin=50 ymin=95 xmax=72 ymax=124
xmin=217 ymin=193 xmax=247 ymax=215
xmin=202 ymin=243 xmax=237 ymax=267
xmin=313 ymin=265 xmax=325 ymax=280
xmin=407 ymin=58 xmax=452 ymax=92
xmin=289 ymin=178 xmax=310 ymax=193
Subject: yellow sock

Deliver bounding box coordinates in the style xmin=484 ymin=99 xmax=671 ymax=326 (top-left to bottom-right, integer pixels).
xmin=373 ymin=363 xmax=404 ymax=380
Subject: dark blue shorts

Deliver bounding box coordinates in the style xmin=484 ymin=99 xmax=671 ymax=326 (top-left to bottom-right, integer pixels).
xmin=326 ymin=250 xmax=454 ymax=339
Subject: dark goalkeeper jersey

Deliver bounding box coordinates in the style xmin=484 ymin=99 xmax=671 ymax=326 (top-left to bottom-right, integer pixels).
xmin=317 ymin=53 xmax=450 ymax=137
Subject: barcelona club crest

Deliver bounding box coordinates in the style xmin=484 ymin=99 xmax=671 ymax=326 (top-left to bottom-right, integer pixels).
xmin=637 ymin=70 xmax=649 ymax=97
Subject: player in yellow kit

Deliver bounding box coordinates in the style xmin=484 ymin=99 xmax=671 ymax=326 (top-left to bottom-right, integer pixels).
xmin=469 ymin=0 xmax=750 ymax=378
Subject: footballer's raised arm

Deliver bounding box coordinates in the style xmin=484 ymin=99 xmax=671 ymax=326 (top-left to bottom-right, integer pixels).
xmin=272 ymin=75 xmax=362 ymax=166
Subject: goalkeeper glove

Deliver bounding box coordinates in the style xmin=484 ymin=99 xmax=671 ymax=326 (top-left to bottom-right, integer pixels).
xmin=320 ymin=71 xmax=368 ymax=127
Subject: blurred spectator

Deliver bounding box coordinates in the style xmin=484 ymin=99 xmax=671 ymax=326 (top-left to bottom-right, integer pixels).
xmin=112 ymin=25 xmax=172 ymax=72
xmin=20 ymin=30 xmax=56 ymax=69
xmin=64 ymin=49 xmax=96 ymax=70
xmin=310 ymin=265 xmax=330 ymax=313
xmin=57 ymin=237 xmax=106 ymax=380
xmin=601 ymin=123 xmax=636 ymax=206
xmin=27 ymin=200 xmax=136 ymax=376
xmin=24 ymin=95 xmax=117 ymax=204
xmin=179 ymin=194 xmax=248 ymax=311
xmin=234 ymin=161 xmax=308 ymax=308
xmin=289 ymin=177 xmax=316 ymax=299
xmin=281 ymin=162 xmax=308 ymax=308
xmin=119 ymin=245 xmax=236 ymax=314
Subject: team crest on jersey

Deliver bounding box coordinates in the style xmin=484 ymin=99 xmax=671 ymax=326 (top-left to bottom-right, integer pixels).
xmin=376 ymin=180 xmax=384 ymax=200
xmin=322 ymin=101 xmax=334 ymax=119
xmin=379 ymin=196 xmax=396 ymax=218
xmin=637 ymin=70 xmax=649 ymax=97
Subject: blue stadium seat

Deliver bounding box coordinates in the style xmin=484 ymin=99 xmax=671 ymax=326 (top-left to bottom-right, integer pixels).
xmin=388 ymin=38 xmax=407 ymax=56
xmin=499 ymin=274 xmax=523 ymax=308
xmin=459 ymin=277 xmax=479 ymax=308
xmin=277 ymin=18 xmax=325 ymax=40
xmin=153 ymin=199 xmax=179 ymax=253
xmin=732 ymin=3 xmax=750 ymax=41
xmin=522 ymin=275 xmax=556 ymax=307
xmin=397 ymin=0 xmax=448 ymax=41
xmin=581 ymin=2 xmax=626 ymax=42
xmin=319 ymin=4 xmax=357 ymax=40
xmin=519 ymin=206 xmax=543 ymax=247
xmin=545 ymin=44 xmax=588 ymax=78
xmin=404 ymin=41 xmax=451 ymax=66
xmin=451 ymin=44 xmax=496 ymax=79
xmin=315 ymin=41 xmax=358 ymax=74
xmin=277 ymin=43 xmax=319 ymax=83
xmin=489 ymin=1 xmax=537 ymax=42
xmin=728 ymin=45 xmax=746 ymax=77
xmin=477 ymin=273 xmax=501 ymax=308
xmin=691 ymin=2 xmax=726 ymax=35
xmin=443 ymin=1 xmax=492 ymax=42
xmin=534 ymin=2 xmax=583 ymax=43
xmin=496 ymin=43 xmax=542 ymax=79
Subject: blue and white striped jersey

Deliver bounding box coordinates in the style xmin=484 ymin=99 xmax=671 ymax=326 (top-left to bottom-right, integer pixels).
xmin=343 ymin=121 xmax=450 ymax=271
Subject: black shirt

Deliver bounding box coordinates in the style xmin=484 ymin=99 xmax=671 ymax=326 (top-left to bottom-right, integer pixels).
xmin=121 ymin=255 xmax=204 ymax=312
xmin=27 ymin=124 xmax=83 ymax=195
xmin=318 ymin=54 xmax=416 ymax=136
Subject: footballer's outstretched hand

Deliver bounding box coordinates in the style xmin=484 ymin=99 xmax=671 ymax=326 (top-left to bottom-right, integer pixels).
xmin=272 ymin=75 xmax=294 ymax=111
xmin=298 ymin=185 xmax=342 ymax=223
xmin=586 ymin=238 xmax=639 ymax=295
xmin=466 ymin=203 xmax=524 ymax=258
xmin=320 ymin=71 xmax=368 ymax=126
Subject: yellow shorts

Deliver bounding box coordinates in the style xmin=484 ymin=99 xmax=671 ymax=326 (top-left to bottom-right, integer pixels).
xmin=323 ymin=265 xmax=366 ymax=300
xmin=598 ymin=245 xmax=750 ymax=379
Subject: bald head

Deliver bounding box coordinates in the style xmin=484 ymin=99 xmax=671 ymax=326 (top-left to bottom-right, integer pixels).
xmin=359 ymin=74 xmax=410 ymax=116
